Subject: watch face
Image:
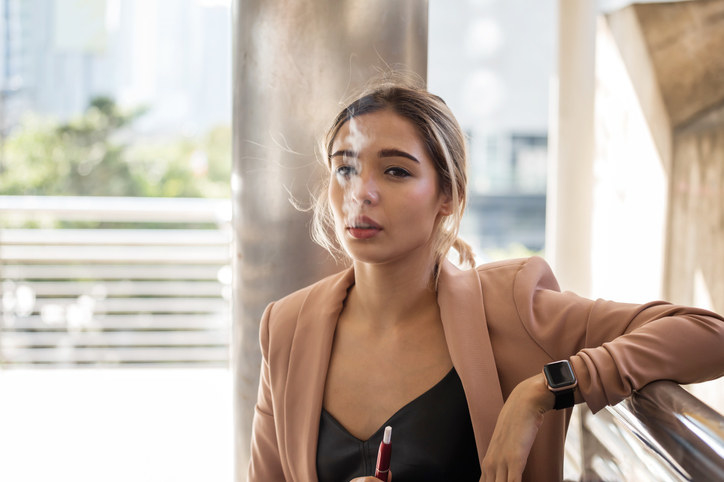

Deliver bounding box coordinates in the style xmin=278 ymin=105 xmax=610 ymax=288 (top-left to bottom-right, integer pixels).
xmin=544 ymin=361 xmax=576 ymax=389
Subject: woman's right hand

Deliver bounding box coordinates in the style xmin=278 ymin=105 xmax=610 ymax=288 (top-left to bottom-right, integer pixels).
xmin=481 ymin=374 xmax=554 ymax=481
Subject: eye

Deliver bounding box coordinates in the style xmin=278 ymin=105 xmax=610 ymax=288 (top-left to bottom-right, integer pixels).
xmin=335 ymin=165 xmax=356 ymax=178
xmin=385 ymin=167 xmax=411 ymax=178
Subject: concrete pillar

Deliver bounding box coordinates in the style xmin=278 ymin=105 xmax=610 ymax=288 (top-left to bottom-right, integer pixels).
xmin=230 ymin=1 xmax=428 ymax=479
xmin=546 ymin=0 xmax=597 ymax=296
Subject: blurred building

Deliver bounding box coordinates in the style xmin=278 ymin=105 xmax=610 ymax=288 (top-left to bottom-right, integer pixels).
xmin=429 ymin=0 xmax=557 ymax=254
xmin=0 ymin=0 xmax=231 ymax=136
xmin=0 ymin=0 xmax=25 ymax=134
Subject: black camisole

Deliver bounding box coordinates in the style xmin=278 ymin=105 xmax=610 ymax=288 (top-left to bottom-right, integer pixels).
xmin=316 ymin=367 xmax=481 ymax=482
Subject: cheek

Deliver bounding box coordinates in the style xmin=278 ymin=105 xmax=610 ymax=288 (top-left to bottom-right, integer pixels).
xmin=404 ymin=180 xmax=443 ymax=217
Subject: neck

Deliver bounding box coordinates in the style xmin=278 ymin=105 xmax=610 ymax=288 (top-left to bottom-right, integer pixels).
xmin=348 ymin=255 xmax=441 ymax=332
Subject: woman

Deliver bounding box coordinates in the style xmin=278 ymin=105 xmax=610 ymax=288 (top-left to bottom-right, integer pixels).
xmin=247 ymin=81 xmax=724 ymax=482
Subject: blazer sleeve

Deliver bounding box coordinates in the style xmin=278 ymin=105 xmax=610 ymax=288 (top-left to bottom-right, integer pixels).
xmin=247 ymin=302 xmax=286 ymax=482
xmin=513 ymin=257 xmax=724 ymax=413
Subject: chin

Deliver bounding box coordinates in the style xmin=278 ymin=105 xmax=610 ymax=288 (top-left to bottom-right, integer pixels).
xmin=341 ymin=244 xmax=390 ymax=265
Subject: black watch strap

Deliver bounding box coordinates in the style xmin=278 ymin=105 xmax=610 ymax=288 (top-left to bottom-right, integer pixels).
xmin=544 ymin=360 xmax=577 ymax=410
xmin=553 ymin=388 xmax=575 ymax=410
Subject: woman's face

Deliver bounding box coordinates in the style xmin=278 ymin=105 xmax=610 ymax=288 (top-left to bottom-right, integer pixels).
xmin=328 ymin=109 xmax=451 ymax=266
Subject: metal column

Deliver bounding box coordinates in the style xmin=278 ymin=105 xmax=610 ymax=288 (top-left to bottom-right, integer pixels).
xmin=231 ymin=1 xmax=428 ymax=479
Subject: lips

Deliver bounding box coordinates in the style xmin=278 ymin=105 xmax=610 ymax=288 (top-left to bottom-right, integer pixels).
xmin=347 ymin=216 xmax=382 ymax=239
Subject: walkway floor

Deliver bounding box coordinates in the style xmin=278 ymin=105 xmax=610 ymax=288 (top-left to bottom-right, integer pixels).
xmin=0 ymin=368 xmax=232 ymax=482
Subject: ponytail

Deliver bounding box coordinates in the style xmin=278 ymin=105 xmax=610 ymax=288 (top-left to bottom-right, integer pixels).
xmin=452 ymin=237 xmax=476 ymax=268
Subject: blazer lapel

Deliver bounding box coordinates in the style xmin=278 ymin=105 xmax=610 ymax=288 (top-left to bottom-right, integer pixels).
xmin=438 ymin=260 xmax=504 ymax=461
xmin=282 ymin=267 xmax=355 ymax=482
xmin=279 ymin=261 xmax=502 ymax=479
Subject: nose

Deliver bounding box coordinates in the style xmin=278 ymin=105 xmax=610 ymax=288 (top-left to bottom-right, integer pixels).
xmin=350 ymin=171 xmax=379 ymax=206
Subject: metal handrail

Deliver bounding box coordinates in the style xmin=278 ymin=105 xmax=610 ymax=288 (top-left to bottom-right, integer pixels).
xmin=573 ymin=381 xmax=724 ymax=481
xmin=611 ymin=381 xmax=724 ymax=480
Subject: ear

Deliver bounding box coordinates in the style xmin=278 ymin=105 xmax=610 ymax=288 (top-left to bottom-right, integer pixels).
xmin=439 ymin=194 xmax=453 ymax=216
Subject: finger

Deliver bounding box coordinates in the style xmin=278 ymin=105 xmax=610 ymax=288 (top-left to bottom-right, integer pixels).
xmin=497 ymin=466 xmax=508 ymax=482
xmin=481 ymin=461 xmax=494 ymax=481
xmin=508 ymin=458 xmax=525 ymax=482
xmin=481 ymin=465 xmax=497 ymax=482
xmin=506 ymin=461 xmax=523 ymax=482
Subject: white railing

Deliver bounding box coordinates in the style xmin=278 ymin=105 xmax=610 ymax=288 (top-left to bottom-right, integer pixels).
xmin=0 ymin=195 xmax=232 ymax=368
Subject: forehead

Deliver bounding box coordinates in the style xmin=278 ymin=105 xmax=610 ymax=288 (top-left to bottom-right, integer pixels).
xmin=332 ymin=109 xmax=424 ymax=149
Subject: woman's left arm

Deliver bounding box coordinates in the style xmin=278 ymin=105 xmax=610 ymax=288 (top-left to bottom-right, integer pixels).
xmin=546 ymin=296 xmax=724 ymax=413
xmin=513 ymin=257 xmax=724 ymax=413
xmin=482 ymin=257 xmax=724 ymax=481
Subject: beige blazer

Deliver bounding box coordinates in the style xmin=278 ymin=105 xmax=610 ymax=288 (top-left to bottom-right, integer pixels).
xmin=248 ymin=257 xmax=724 ymax=482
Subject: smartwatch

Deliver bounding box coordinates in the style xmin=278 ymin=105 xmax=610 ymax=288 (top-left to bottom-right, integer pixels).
xmin=543 ymin=360 xmax=578 ymax=410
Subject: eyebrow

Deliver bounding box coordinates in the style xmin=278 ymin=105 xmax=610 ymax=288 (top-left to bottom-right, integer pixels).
xmin=379 ymin=148 xmax=419 ymax=163
xmin=329 ymin=148 xmax=419 ymax=164
xmin=329 ymin=149 xmax=357 ymax=159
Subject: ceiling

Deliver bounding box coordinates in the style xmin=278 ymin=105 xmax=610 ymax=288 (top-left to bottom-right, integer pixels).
xmin=633 ymin=0 xmax=724 ymax=128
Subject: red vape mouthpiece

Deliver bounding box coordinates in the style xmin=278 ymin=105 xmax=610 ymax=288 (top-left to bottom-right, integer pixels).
xmin=375 ymin=426 xmax=392 ymax=481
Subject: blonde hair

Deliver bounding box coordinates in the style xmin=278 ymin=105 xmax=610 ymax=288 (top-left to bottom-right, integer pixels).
xmin=311 ymin=79 xmax=475 ymax=277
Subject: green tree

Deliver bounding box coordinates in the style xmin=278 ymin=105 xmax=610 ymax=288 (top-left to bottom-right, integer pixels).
xmin=0 ymin=97 xmax=230 ymax=198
